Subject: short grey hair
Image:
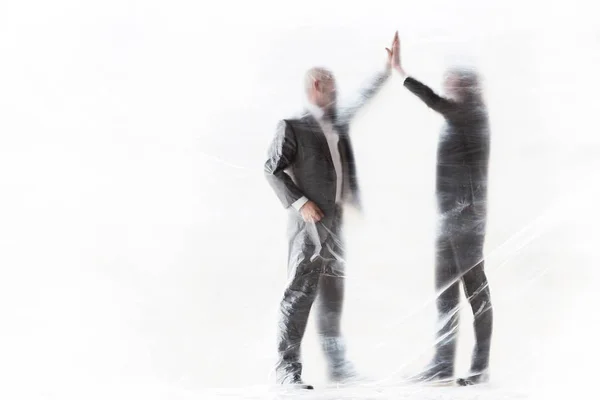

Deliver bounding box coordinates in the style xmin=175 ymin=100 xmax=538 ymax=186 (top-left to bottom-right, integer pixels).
xmin=444 ymin=67 xmax=482 ymax=90
xmin=444 ymin=66 xmax=485 ymax=103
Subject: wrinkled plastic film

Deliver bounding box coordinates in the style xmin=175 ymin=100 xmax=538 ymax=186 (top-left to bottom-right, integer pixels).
xmin=3 ymin=4 xmax=599 ymax=399
xmin=265 ymin=64 xmax=494 ymax=385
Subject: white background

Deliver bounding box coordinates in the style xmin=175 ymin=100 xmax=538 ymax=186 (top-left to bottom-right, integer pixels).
xmin=1 ymin=1 xmax=599 ymax=399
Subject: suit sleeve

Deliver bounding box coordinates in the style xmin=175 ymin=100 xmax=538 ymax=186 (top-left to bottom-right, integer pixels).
xmin=264 ymin=120 xmax=306 ymax=209
xmin=403 ymin=76 xmax=456 ymax=115
xmin=338 ymin=68 xmax=392 ymax=124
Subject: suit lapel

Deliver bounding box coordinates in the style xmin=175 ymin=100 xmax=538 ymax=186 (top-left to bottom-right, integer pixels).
xmin=335 ymin=122 xmax=350 ymax=168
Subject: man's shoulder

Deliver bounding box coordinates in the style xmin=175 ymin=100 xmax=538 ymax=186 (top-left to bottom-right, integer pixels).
xmin=285 ymin=110 xmax=312 ymax=122
xmin=280 ymin=111 xmax=313 ymax=129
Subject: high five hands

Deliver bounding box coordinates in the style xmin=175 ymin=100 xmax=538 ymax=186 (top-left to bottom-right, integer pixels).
xmin=386 ymin=31 xmax=406 ymax=77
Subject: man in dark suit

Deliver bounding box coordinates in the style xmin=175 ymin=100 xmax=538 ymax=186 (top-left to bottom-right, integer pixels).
xmin=264 ymin=35 xmax=398 ymax=389
xmin=391 ymin=36 xmax=493 ymax=386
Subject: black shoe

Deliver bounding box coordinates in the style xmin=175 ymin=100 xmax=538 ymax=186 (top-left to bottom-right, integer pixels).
xmin=279 ymin=373 xmax=313 ymax=390
xmin=409 ymin=362 xmax=454 ymax=384
xmin=289 ymin=375 xmax=314 ymax=390
xmin=457 ymin=371 xmax=489 ymax=386
xmin=276 ymin=361 xmax=313 ymax=389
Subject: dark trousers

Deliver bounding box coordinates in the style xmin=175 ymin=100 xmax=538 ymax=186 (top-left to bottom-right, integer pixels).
xmin=275 ymin=206 xmax=347 ymax=383
xmin=433 ymin=210 xmax=493 ymax=375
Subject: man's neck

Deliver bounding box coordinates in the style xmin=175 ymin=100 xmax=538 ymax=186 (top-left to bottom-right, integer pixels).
xmin=306 ymin=103 xmax=336 ymax=122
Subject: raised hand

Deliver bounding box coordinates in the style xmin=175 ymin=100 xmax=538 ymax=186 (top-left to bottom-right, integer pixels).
xmin=385 ymin=31 xmax=403 ymax=73
xmin=385 ymin=31 xmax=401 ymax=70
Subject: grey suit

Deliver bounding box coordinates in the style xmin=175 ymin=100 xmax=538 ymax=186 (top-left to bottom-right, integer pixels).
xmin=264 ymin=69 xmax=390 ymax=384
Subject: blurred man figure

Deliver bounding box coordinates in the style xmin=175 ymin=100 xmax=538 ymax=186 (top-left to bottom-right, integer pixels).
xmin=391 ymin=35 xmax=494 ymax=386
xmin=264 ymin=34 xmax=399 ymax=389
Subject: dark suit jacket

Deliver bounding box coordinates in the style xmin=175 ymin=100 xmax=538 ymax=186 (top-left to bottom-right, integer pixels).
xmin=265 ymin=70 xmax=390 ymax=249
xmin=403 ymin=76 xmax=490 ymax=217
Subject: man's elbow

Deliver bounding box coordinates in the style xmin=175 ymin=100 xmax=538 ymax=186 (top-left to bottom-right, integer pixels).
xmin=264 ymin=160 xmax=277 ymax=177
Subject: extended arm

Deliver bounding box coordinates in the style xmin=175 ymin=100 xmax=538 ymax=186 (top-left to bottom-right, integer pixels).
xmin=337 ymin=67 xmax=392 ymax=124
xmin=390 ymin=32 xmax=456 ymax=115
xmin=336 ymin=33 xmax=402 ymax=124
xmin=402 ymin=76 xmax=455 ymax=115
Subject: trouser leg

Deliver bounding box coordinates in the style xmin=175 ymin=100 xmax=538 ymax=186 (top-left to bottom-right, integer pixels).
xmin=456 ymin=234 xmax=493 ymax=376
xmin=432 ymin=234 xmax=461 ymax=372
xmin=275 ymin=242 xmax=322 ymax=384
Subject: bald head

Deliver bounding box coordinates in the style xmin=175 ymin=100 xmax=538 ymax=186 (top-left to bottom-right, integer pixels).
xmin=304 ymin=67 xmax=337 ymax=111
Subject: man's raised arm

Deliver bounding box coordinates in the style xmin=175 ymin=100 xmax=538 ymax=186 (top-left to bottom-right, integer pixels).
xmin=391 ymin=33 xmax=456 ymax=116
xmin=338 ymin=68 xmax=391 ymax=124
xmin=402 ymin=76 xmax=456 ymax=116
xmin=337 ymin=33 xmax=401 ymax=124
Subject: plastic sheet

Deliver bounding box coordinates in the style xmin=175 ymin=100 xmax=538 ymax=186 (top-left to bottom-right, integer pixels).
xmin=263 ymin=62 xmax=496 ymax=389
xmin=1 ymin=2 xmax=599 ymax=400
